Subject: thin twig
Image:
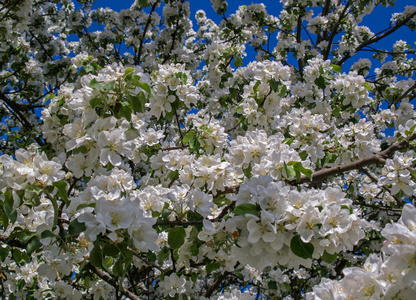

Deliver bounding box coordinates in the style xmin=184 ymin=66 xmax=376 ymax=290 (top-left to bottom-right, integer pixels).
xmin=85 ymin=263 xmax=142 ymax=300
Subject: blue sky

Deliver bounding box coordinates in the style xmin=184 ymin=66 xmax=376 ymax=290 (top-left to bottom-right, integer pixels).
xmin=90 ymin=0 xmax=415 ymax=71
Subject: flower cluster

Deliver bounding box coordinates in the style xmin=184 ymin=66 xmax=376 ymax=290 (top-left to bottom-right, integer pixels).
xmin=307 ymin=204 xmax=416 ymax=299
xmin=1 ymin=0 xmax=416 ymax=299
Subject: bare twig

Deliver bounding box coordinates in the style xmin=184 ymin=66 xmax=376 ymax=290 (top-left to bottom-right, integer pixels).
xmin=85 ymin=263 xmax=142 ymax=300
xmin=336 ymin=10 xmax=416 ymax=65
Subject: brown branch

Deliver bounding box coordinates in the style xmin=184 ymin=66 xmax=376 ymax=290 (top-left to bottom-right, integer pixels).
xmin=130 ymin=249 xmax=163 ymax=272
xmin=294 ymin=132 xmax=416 ymax=185
xmin=213 ymin=133 xmax=416 ymax=195
xmin=214 ymin=185 xmax=240 ymax=197
xmin=205 ymin=271 xmax=230 ymax=297
xmin=226 ymin=122 xmax=240 ymax=133
xmin=336 ymin=10 xmax=416 ymax=65
xmin=174 ymin=109 xmax=184 ymax=144
xmin=324 ymin=3 xmax=350 ymax=60
xmin=317 ymin=0 xmax=332 ymax=46
xmin=135 ymin=1 xmax=159 ymax=65
xmin=154 ymin=202 xmax=235 ymax=226
xmin=396 ymin=82 xmax=416 ymax=104
xmin=162 ymin=3 xmax=184 ymax=64
xmin=85 ymin=263 xmax=142 ymax=300
xmin=360 ymin=168 xmax=402 ymax=205
xmin=161 ymin=144 xmax=189 ymax=151
xmin=296 ymin=13 xmax=304 ymax=79
xmin=0 ymin=91 xmax=33 ymax=132
xmin=28 ymin=31 xmax=54 ymax=61
xmin=353 ymin=200 xmax=402 ymax=212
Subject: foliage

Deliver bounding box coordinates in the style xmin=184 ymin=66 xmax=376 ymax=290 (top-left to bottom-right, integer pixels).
xmin=0 ymin=0 xmax=416 ymax=299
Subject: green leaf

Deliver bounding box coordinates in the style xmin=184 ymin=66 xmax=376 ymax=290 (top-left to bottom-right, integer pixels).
xmin=284 ymin=137 xmax=294 ymax=145
xmin=189 ymin=136 xmax=201 ymax=153
xmin=233 ymin=58 xmax=243 ymax=68
xmin=68 ymin=219 xmax=87 ymax=236
xmin=314 ymin=76 xmax=326 ymax=89
xmin=113 ymin=257 xmax=125 ymax=277
xmin=233 ymin=203 xmax=259 ymax=216
xmin=299 ymin=151 xmax=308 ymax=161
xmin=213 ymin=195 xmax=232 ymax=207
xmin=161 ymin=208 xmax=172 ymax=220
xmin=201 ymin=127 xmax=214 ymax=134
xmin=182 ymin=130 xmax=196 ymax=145
xmin=158 ymin=247 xmax=170 ymax=265
xmin=278 ymin=84 xmax=287 ymax=97
xmin=4 ymin=188 xmax=13 ymax=209
xmin=321 ymin=251 xmax=337 ymax=263
xmin=53 ymin=181 xmax=70 ymax=207
xmin=270 ymin=78 xmax=280 ymax=92
xmin=168 ymin=226 xmax=186 ymax=249
xmin=253 ymin=80 xmax=261 ymax=92
xmin=90 ymin=96 xmax=103 ymax=109
xmin=76 ymin=202 xmax=96 ymax=210
xmin=410 ymin=169 xmax=416 ymax=182
xmin=125 ymin=128 xmax=140 ymax=141
xmin=283 ymin=162 xmax=296 ymax=179
xmin=17 ymin=230 xmax=38 ymax=244
xmin=268 ymin=281 xmax=278 ymax=290
xmin=130 ymin=91 xmax=147 ymax=113
xmin=26 ymin=236 xmax=42 ymax=255
xmin=146 ymin=251 xmax=157 ymax=262
xmin=363 ymin=83 xmax=373 ymax=91
xmin=332 ymin=106 xmax=340 ymax=117
xmin=341 ymin=205 xmax=353 ymax=214
xmin=189 ymin=243 xmax=200 ymax=256
xmin=405 ymin=124 xmax=416 ymax=137
xmin=136 ymin=82 xmax=151 ymax=94
xmin=240 ymin=119 xmax=248 ymax=131
xmin=187 ymin=210 xmax=203 ymax=222
xmin=290 ymin=235 xmax=314 ymax=259
xmin=131 ymin=74 xmax=142 ymax=86
xmin=101 ymin=81 xmax=115 ymax=93
xmin=90 ymin=243 xmax=104 ymax=269
xmin=206 ymin=261 xmax=221 ymax=274
xmin=176 ymin=72 xmax=188 ymax=84
xmin=322 ymin=153 xmax=337 ymax=166
xmin=89 ymin=78 xmax=105 ymax=90
xmin=0 ymin=245 xmax=10 ymax=261
xmin=41 ymin=230 xmax=56 ymax=239
xmin=290 ymin=162 xmax=313 ymax=180
xmin=330 ymin=64 xmax=342 ymax=73
xmin=103 ymin=243 xmax=120 ymax=258
xmin=1 ymin=210 xmax=9 ymax=231
xmin=168 ymin=170 xmax=179 ymax=181
xmin=119 ymin=104 xmax=132 ymax=121
xmin=138 ymin=0 xmax=148 ymax=6
xmin=123 ymin=67 xmax=135 ymax=80
xmin=12 ymin=249 xmax=29 ymax=264
xmin=242 ymin=163 xmax=252 ymax=179
xmin=4 ymin=206 xmax=17 ymax=225
xmin=43 ymin=92 xmax=56 ymax=104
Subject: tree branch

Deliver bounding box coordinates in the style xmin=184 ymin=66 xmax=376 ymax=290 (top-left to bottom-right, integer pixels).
xmin=205 ymin=271 xmax=230 ymax=297
xmin=85 ymin=263 xmax=142 ymax=300
xmin=396 ymin=82 xmax=416 ymax=104
xmin=360 ymin=168 xmax=402 ymax=205
xmin=336 ymin=10 xmax=416 ymax=65
xmin=214 ymin=133 xmax=416 ymax=196
xmin=296 ymin=13 xmax=304 ymax=79
xmin=135 ymin=1 xmax=159 ymax=65
xmin=295 ymin=132 xmax=416 ymax=185
xmin=324 ymin=3 xmax=350 ymax=60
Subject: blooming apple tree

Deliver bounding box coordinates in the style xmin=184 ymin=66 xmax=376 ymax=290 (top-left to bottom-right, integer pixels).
xmin=1 ymin=0 xmax=416 ymax=299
